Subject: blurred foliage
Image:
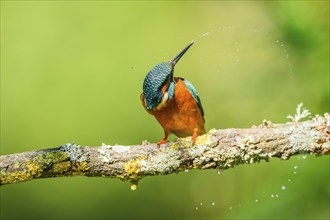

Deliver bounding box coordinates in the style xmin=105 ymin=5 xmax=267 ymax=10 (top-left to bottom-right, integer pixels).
xmin=0 ymin=1 xmax=329 ymax=219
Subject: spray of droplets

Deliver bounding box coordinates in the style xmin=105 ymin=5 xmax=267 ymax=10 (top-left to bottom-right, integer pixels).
xmin=195 ymin=202 xmax=217 ymax=211
xmin=190 ymin=26 xmax=309 ymax=212
xmin=196 ymin=25 xmax=294 ymax=79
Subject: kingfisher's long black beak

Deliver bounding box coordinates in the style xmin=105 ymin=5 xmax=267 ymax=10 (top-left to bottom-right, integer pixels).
xmin=171 ymin=41 xmax=194 ymax=66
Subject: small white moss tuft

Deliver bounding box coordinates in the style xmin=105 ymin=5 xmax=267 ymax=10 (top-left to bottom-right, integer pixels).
xmin=287 ymin=103 xmax=311 ymax=122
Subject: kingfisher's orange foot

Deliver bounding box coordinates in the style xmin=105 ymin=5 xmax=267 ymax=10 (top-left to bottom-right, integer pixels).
xmin=157 ymin=132 xmax=169 ymax=146
xmin=191 ymin=128 xmax=198 ymax=145
xmin=157 ymin=139 xmax=168 ymax=145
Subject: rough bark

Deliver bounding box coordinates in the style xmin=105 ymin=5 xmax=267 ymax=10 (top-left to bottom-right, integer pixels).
xmin=1 ymin=114 xmax=329 ymax=189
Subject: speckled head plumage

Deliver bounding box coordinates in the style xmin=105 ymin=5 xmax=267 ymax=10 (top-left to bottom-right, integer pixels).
xmin=142 ymin=62 xmax=173 ymax=110
xmin=142 ymin=41 xmax=194 ymax=110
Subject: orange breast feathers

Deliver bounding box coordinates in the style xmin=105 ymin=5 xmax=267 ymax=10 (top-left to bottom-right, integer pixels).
xmin=141 ymin=78 xmax=205 ymax=138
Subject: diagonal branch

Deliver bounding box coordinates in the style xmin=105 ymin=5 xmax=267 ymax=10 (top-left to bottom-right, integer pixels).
xmin=1 ymin=114 xmax=329 ymax=189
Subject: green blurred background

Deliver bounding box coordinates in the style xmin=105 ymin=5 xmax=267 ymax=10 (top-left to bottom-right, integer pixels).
xmin=1 ymin=1 xmax=329 ymax=219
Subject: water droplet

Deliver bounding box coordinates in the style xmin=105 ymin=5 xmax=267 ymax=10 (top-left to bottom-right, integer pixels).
xmin=195 ymin=207 xmax=199 ymax=211
xmin=217 ymin=170 xmax=221 ymax=174
xmin=275 ymin=194 xmax=279 ymax=198
xmin=255 ymin=199 xmax=259 ymax=202
xmin=288 ymin=179 xmax=292 ymax=182
xmin=302 ymin=155 xmax=307 ymax=159
xmin=200 ymin=202 xmax=203 ymax=206
xmin=294 ymin=165 xmax=298 ymax=169
xmin=229 ymin=206 xmax=233 ymax=210
xmin=198 ymin=32 xmax=210 ymax=38
xmin=184 ymin=169 xmax=189 ymax=173
xmin=281 ymin=186 xmax=286 ymax=190
xmin=212 ymin=202 xmax=216 ymax=206
xmin=271 ymin=194 xmax=274 ymax=198
xmin=281 ymin=44 xmax=284 ymax=47
xmin=276 ymin=40 xmax=279 ymax=43
xmin=294 ymin=171 xmax=297 ymax=174
xmin=130 ymin=184 xmax=138 ymax=191
xmin=283 ymin=50 xmax=287 ymax=53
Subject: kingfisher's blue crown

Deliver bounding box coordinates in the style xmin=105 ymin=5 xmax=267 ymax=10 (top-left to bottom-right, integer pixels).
xmin=143 ymin=62 xmax=172 ymax=110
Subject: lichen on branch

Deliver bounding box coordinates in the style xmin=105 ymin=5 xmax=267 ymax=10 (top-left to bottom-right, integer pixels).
xmin=0 ymin=113 xmax=329 ymax=189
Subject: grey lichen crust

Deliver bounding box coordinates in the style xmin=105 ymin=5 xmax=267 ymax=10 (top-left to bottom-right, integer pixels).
xmin=288 ymin=121 xmax=323 ymax=152
xmin=60 ymin=143 xmax=87 ymax=162
xmin=0 ymin=113 xmax=329 ymax=188
xmin=140 ymin=147 xmax=181 ymax=174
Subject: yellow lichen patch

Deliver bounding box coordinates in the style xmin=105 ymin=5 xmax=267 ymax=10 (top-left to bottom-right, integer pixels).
xmin=138 ymin=155 xmax=147 ymax=160
xmin=171 ymin=142 xmax=180 ymax=150
xmin=26 ymin=161 xmax=43 ymax=177
xmin=123 ymin=159 xmax=141 ymax=179
xmin=0 ymin=160 xmax=43 ymax=185
xmin=35 ymin=151 xmax=68 ymax=167
xmin=13 ymin=162 xmax=20 ymax=169
xmin=0 ymin=151 xmax=90 ymax=185
xmin=53 ymin=161 xmax=71 ymax=174
xmin=193 ymin=163 xmax=202 ymax=170
xmin=71 ymin=161 xmax=89 ymax=176
xmin=179 ymin=137 xmax=192 ymax=148
xmin=0 ymin=171 xmax=31 ymax=185
xmin=195 ymin=130 xmax=216 ymax=146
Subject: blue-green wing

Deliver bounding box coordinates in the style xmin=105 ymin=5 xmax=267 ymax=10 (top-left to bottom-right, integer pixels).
xmin=168 ymin=81 xmax=175 ymax=100
xmin=183 ymin=79 xmax=205 ymax=120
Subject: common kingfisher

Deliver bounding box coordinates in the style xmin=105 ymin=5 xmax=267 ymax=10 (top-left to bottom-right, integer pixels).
xmin=140 ymin=41 xmax=205 ymax=145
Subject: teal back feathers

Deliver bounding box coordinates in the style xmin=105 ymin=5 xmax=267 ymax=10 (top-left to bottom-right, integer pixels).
xmin=182 ymin=79 xmax=204 ymax=120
